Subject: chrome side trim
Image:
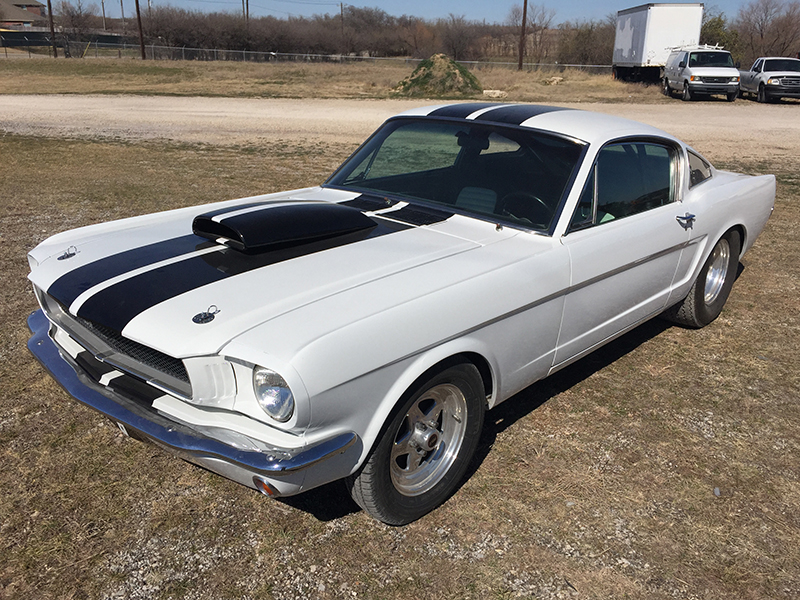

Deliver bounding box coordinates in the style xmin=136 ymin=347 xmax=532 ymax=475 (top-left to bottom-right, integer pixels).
xmin=27 ymin=310 xmax=357 ymax=476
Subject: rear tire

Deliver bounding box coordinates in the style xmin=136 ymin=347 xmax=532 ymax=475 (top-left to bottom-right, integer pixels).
xmin=663 ymin=229 xmax=741 ymax=328
xmin=347 ymin=362 xmax=485 ymax=525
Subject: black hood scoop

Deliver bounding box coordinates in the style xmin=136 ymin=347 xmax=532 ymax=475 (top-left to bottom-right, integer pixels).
xmin=192 ymin=201 xmax=377 ymax=253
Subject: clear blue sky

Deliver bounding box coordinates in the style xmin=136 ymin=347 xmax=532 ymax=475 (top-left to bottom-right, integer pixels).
xmin=109 ymin=0 xmax=751 ymax=24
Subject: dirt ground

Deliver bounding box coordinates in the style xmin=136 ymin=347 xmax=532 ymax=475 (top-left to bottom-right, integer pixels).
xmin=2 ymin=94 xmax=799 ymax=600
xmin=1 ymin=94 xmax=799 ymax=168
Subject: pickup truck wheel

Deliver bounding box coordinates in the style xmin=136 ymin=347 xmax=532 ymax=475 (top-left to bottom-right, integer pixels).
xmin=682 ymin=83 xmax=693 ymax=101
xmin=757 ymin=84 xmax=767 ymax=103
xmin=662 ymin=229 xmax=741 ymax=328
xmin=347 ymin=362 xmax=485 ymax=525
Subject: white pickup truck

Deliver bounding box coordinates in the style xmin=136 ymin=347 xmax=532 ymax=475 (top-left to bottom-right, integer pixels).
xmin=739 ymin=57 xmax=800 ymax=102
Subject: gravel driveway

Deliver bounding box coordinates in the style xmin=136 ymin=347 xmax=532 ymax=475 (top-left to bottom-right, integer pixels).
xmin=2 ymin=94 xmax=798 ymax=167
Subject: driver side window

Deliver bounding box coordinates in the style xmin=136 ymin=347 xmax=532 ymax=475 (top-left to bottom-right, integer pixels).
xmin=568 ymin=141 xmax=676 ymax=233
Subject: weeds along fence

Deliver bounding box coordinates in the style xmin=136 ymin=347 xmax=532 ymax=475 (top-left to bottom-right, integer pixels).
xmin=1 ymin=37 xmax=613 ymax=74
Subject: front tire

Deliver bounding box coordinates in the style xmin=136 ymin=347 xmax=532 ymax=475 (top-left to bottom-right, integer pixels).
xmin=757 ymin=84 xmax=768 ymax=103
xmin=682 ymin=82 xmax=693 ymax=101
xmin=663 ymin=78 xmax=672 ymax=97
xmin=663 ymin=229 xmax=741 ymax=328
xmin=347 ymin=362 xmax=485 ymax=525
xmin=726 ymin=91 xmax=736 ymax=102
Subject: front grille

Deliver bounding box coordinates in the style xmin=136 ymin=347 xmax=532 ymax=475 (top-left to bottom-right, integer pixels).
xmin=74 ymin=315 xmax=189 ymax=384
xmin=782 ymin=77 xmax=800 ymax=87
xmin=37 ymin=288 xmax=192 ymax=398
xmin=702 ymin=77 xmax=730 ymax=84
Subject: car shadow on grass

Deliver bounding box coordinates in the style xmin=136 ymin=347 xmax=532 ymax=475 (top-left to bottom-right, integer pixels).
xmin=466 ymin=316 xmax=676 ymax=485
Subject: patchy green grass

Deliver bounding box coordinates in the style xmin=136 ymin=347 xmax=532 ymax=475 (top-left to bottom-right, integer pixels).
xmin=1 ymin=134 xmax=798 ymax=599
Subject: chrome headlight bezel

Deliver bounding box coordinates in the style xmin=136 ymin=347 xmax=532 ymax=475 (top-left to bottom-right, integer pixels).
xmin=253 ymin=366 xmax=295 ymax=422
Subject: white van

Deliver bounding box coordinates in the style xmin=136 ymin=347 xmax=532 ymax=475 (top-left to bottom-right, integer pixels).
xmin=663 ymin=46 xmax=740 ymax=102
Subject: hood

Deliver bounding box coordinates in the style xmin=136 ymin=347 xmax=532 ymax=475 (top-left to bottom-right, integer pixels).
xmin=31 ymin=189 xmax=523 ymax=357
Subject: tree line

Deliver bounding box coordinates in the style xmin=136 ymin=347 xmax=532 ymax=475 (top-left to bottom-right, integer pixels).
xmin=54 ymin=0 xmax=800 ymax=68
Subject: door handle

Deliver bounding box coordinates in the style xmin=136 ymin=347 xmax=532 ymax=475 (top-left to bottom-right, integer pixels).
xmin=676 ymin=213 xmax=696 ymax=229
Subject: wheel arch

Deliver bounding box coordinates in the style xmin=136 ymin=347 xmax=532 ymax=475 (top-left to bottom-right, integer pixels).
xmin=352 ymin=347 xmax=496 ymax=471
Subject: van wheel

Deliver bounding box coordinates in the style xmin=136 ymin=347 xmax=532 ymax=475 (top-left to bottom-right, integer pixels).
xmin=682 ymin=83 xmax=693 ymax=101
xmin=663 ymin=78 xmax=672 ymax=97
xmin=726 ymin=92 xmax=736 ymax=102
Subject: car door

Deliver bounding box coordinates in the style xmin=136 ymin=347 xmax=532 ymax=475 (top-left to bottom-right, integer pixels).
xmin=744 ymin=59 xmax=762 ymax=92
xmin=553 ymin=139 xmax=691 ymax=369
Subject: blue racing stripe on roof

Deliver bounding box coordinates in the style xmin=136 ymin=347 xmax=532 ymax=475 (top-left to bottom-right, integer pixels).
xmin=475 ymin=105 xmax=570 ymax=125
xmin=427 ymin=103 xmax=502 ymax=119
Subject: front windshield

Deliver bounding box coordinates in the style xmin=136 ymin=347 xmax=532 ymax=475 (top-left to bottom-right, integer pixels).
xmin=764 ymin=59 xmax=800 ymax=72
xmin=326 ymin=119 xmax=584 ymax=231
xmin=688 ymin=51 xmax=735 ymax=68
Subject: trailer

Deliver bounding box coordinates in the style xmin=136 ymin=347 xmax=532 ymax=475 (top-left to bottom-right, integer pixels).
xmin=613 ymin=3 xmax=704 ymax=81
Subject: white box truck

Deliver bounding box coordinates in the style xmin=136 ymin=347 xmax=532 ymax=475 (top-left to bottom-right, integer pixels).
xmin=613 ymin=3 xmax=704 ymax=81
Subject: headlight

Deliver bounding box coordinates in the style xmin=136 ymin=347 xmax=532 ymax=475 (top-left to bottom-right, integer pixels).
xmin=730 ymin=76 xmax=740 ymax=83
xmin=690 ymin=75 xmax=701 ymax=81
xmin=767 ymin=78 xmax=781 ymax=85
xmin=253 ymin=366 xmax=294 ymax=422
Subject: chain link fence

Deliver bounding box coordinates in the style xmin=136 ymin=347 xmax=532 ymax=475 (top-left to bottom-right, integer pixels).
xmin=1 ymin=33 xmax=612 ymax=73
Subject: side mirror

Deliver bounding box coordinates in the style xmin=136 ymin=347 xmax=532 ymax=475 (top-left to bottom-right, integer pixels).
xmin=679 ymin=61 xmax=686 ymax=69
xmin=735 ymin=61 xmax=741 ymax=69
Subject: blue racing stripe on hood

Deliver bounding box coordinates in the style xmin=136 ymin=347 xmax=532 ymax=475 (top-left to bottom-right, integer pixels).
xmin=74 ymin=218 xmax=410 ymax=333
xmin=47 ymin=235 xmax=214 ymax=310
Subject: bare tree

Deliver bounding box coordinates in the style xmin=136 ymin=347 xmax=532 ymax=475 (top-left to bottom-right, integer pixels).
xmin=700 ymin=8 xmax=741 ymax=60
xmin=556 ymin=15 xmax=616 ymax=66
xmin=507 ymin=3 xmax=555 ymax=64
xmin=57 ymin=0 xmax=101 ymax=37
xmin=736 ymin=0 xmax=800 ymax=64
xmin=438 ymin=14 xmax=482 ymax=61
xmin=397 ymin=15 xmax=437 ymax=58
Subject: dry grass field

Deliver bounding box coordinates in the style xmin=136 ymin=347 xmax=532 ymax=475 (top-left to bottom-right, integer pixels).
xmin=0 ymin=57 xmax=662 ymax=103
xmin=1 ymin=59 xmax=799 ymax=600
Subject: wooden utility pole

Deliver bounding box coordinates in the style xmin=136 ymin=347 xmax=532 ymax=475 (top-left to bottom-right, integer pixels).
xmin=340 ymin=3 xmax=345 ymax=53
xmin=46 ymin=0 xmax=57 ymax=57
xmin=517 ymin=0 xmax=528 ymax=71
xmin=134 ymin=0 xmax=145 ymax=59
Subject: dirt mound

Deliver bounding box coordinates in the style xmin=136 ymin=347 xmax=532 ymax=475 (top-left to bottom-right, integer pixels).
xmin=394 ymin=54 xmax=482 ymax=98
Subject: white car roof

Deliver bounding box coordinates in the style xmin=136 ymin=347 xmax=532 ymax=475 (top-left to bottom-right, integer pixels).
xmin=395 ymin=103 xmax=677 ymax=147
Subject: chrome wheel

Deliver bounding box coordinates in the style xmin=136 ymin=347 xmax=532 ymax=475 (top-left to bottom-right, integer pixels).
xmin=704 ymin=238 xmax=730 ymax=305
xmin=390 ymin=383 xmax=467 ymax=496
xmin=347 ymin=362 xmax=485 ymax=525
xmin=662 ymin=230 xmax=741 ymax=329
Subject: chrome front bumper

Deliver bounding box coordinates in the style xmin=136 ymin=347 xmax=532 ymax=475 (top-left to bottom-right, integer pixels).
xmin=27 ymin=309 xmax=357 ymax=493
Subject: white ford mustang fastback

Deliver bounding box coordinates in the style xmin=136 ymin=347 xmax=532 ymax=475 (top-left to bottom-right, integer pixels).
xmin=28 ymin=103 xmax=775 ymax=524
